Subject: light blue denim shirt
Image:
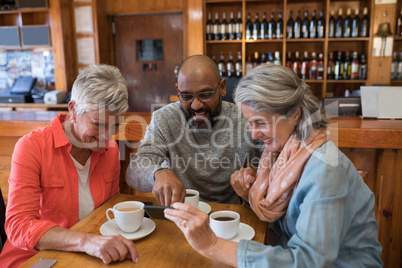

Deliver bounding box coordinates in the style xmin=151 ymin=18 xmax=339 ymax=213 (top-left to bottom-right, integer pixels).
xmin=237 ymin=141 xmax=383 ymax=267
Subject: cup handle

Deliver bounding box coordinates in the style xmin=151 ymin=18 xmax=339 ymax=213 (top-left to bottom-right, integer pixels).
xmin=106 ymin=208 xmax=116 ymax=223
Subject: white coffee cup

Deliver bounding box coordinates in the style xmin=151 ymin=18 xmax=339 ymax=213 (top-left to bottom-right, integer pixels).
xmin=184 ymin=189 xmax=199 ymax=208
xmin=106 ymin=201 xmax=144 ymax=233
xmin=210 ymin=211 xmax=240 ymax=240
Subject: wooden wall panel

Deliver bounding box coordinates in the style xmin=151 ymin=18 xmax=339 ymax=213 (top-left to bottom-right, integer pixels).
xmin=106 ymin=0 xmax=184 ymax=15
xmin=49 ymin=0 xmax=76 ymax=91
xmin=340 ymin=148 xmax=378 ymax=193
xmin=376 ymin=149 xmax=402 ymax=268
xmin=105 ymin=0 xmax=203 ymax=58
xmin=96 ymin=0 xmax=113 ymax=65
xmin=184 ymin=0 xmax=204 ymax=57
xmin=368 ymin=3 xmax=397 ymax=86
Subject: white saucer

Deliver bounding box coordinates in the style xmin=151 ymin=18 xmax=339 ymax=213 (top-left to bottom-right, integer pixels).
xmin=100 ymin=218 xmax=156 ymax=240
xmin=198 ymin=201 xmax=211 ymax=214
xmin=230 ymin=223 xmax=255 ymax=242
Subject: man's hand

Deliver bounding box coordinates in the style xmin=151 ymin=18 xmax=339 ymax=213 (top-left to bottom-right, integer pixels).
xmin=153 ymin=169 xmax=185 ymax=206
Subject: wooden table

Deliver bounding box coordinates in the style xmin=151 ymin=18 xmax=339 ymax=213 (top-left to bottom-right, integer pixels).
xmin=21 ymin=194 xmax=267 ymax=267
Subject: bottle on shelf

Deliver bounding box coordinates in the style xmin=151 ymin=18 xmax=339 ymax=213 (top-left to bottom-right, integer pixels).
xmin=253 ymin=12 xmax=261 ymax=40
xmin=335 ymin=9 xmax=344 ymax=38
xmin=334 ymin=51 xmax=344 ymax=80
xmin=221 ymin=12 xmax=228 ymax=40
xmin=218 ymin=52 xmax=226 ymax=77
xmin=309 ymin=10 xmax=317 ymax=38
xmin=227 ymin=52 xmax=235 ymax=77
xmin=359 ymin=54 xmax=367 ymax=79
xmin=245 ymin=13 xmax=252 ymax=40
xmin=352 ymin=8 xmax=360 ymax=38
xmin=260 ymin=52 xmax=267 ymax=64
xmin=277 ymin=11 xmax=283 ymax=39
xmin=287 ymin=10 xmax=294 ymax=39
xmin=343 ymin=8 xmax=352 ymax=38
xmin=267 ymin=52 xmax=274 ymax=65
xmin=397 ymin=7 xmax=402 ymax=37
xmin=211 ymin=53 xmax=216 ymax=63
xmin=274 ymin=51 xmax=281 ymax=65
xmin=328 ymin=10 xmax=335 ymax=38
xmin=253 ymin=51 xmax=260 ymax=68
xmin=351 ymin=51 xmax=360 ymax=80
xmin=301 ymin=51 xmax=310 ymax=79
xmin=294 ymin=10 xmax=302 ymax=39
xmin=317 ymin=9 xmax=325 ymax=38
xmin=391 ymin=51 xmax=398 ymax=80
xmin=309 ymin=52 xmax=317 ymax=79
xmin=317 ymin=53 xmax=324 ymax=80
xmin=268 ymin=12 xmax=276 ymax=39
xmin=261 ymin=12 xmax=268 ymax=40
xmin=235 ymin=52 xmax=242 ymax=77
xmin=302 ymin=10 xmax=309 ymax=38
xmin=213 ymin=13 xmax=221 ymax=40
xmin=398 ymin=52 xmax=402 ymax=79
xmin=360 ymin=7 xmax=369 ymax=37
xmin=228 ymin=12 xmax=235 ymax=40
xmin=293 ymin=51 xmax=301 ymax=77
xmin=327 ymin=52 xmax=335 ymax=79
xmin=286 ymin=51 xmax=293 ymax=68
xmin=343 ymin=51 xmax=351 ymax=79
xmin=236 ymin=11 xmax=242 ymax=40
xmin=206 ymin=13 xmax=213 ymax=40
xmin=245 ymin=55 xmax=253 ymax=75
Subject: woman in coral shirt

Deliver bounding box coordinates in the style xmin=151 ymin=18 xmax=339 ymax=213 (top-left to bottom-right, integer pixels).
xmin=0 ymin=65 xmax=139 ymax=267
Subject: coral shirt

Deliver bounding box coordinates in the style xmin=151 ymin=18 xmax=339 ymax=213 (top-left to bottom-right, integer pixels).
xmin=0 ymin=114 xmax=120 ymax=267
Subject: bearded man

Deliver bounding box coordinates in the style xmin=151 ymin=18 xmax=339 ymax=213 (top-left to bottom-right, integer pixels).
xmin=126 ymin=55 xmax=262 ymax=205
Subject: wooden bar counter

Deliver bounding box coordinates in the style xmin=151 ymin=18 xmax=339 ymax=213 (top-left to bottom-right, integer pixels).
xmin=0 ymin=112 xmax=401 ymax=267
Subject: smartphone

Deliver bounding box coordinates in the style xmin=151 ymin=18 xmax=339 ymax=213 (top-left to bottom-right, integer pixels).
xmin=144 ymin=205 xmax=174 ymax=220
xmin=30 ymin=258 xmax=57 ymax=268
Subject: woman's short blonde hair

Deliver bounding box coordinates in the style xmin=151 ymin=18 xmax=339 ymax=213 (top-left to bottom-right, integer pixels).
xmin=71 ymin=64 xmax=129 ymax=115
xmin=234 ymin=64 xmax=327 ymax=141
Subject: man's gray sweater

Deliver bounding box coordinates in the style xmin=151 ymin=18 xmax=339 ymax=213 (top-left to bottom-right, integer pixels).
xmin=126 ymin=101 xmax=262 ymax=204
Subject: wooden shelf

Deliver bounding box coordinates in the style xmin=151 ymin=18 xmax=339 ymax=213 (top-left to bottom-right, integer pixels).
xmin=328 ymin=37 xmax=370 ymax=42
xmin=0 ymin=10 xmax=18 ymax=14
xmin=0 ymin=46 xmax=52 ymax=51
xmin=327 ymin=79 xmax=367 ymax=83
xmin=303 ymin=79 xmax=324 ymax=83
xmin=204 ymin=0 xmax=374 ymax=101
xmin=286 ymin=38 xmax=325 ymax=42
xmin=245 ymin=39 xmax=284 ymax=43
xmin=206 ymin=40 xmax=242 ymax=43
xmin=19 ymin=8 xmax=48 ymax=13
xmin=206 ymin=0 xmax=243 ymax=3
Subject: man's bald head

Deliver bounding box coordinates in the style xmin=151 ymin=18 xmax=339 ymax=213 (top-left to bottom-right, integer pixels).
xmin=177 ymin=55 xmax=221 ymax=83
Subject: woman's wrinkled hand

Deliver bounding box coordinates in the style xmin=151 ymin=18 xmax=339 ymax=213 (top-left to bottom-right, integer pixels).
xmin=82 ymin=234 xmax=139 ymax=264
xmin=164 ymin=203 xmax=218 ymax=256
xmin=230 ymin=167 xmax=256 ymax=201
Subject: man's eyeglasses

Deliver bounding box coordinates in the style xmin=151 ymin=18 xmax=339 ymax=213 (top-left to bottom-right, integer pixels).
xmin=177 ymin=81 xmax=221 ymax=104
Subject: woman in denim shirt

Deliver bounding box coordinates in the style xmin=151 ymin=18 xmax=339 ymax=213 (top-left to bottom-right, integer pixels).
xmin=165 ymin=65 xmax=383 ymax=267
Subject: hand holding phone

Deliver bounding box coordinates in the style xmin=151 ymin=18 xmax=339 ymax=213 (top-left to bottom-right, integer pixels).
xmin=144 ymin=205 xmax=174 ymax=219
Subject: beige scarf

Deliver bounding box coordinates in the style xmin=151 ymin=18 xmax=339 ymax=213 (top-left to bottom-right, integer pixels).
xmin=249 ymin=129 xmax=328 ymax=222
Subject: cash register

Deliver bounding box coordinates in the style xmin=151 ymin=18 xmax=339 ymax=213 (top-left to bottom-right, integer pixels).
xmin=0 ymin=77 xmax=37 ymax=103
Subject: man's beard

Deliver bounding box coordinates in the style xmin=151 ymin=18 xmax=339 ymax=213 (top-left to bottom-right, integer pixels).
xmin=181 ymin=98 xmax=222 ymax=132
